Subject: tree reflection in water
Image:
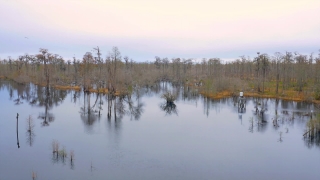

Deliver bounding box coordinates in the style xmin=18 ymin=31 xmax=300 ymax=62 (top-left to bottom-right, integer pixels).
xmin=33 ymin=86 xmax=66 ymax=126
xmin=78 ymin=88 xmax=145 ymax=133
xmin=304 ymin=133 xmax=320 ymax=149
xmin=125 ymin=94 xmax=144 ymax=120
xmin=26 ymin=115 xmax=35 ymax=146
xmin=4 ymin=80 xmax=320 ymax=150
xmin=248 ymin=98 xmax=268 ymax=133
xmin=304 ymin=114 xmax=320 ymax=149
xmin=0 ymin=81 xmax=32 ymax=105
xmin=106 ymin=92 xmax=144 ymax=121
xmin=160 ymin=102 xmax=177 ymax=115
xmin=80 ymin=92 xmax=98 ymax=133
xmin=2 ymin=80 xmax=67 ymax=127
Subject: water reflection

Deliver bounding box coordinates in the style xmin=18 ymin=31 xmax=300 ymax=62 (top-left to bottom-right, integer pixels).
xmin=303 ymin=114 xmax=320 ymax=149
xmin=2 ymin=80 xmax=320 ymax=179
xmin=1 ymin=80 xmax=320 ymax=142
xmin=1 ymin=80 xmax=318 ymax=136
xmin=247 ymin=116 xmax=268 ymax=133
xmin=34 ymin=87 xmax=67 ymax=126
xmin=80 ymin=93 xmax=98 ymax=133
xmin=160 ymin=101 xmax=177 ymax=115
xmin=304 ymin=133 xmax=320 ymax=149
xmin=278 ymin=131 xmax=283 ymax=142
xmin=106 ymin=115 xmax=122 ymax=147
xmin=72 ymin=91 xmax=80 ymax=104
xmin=26 ymin=115 xmax=35 ymax=146
xmin=0 ymin=81 xmax=25 ymax=104
xmin=51 ymin=140 xmax=75 ymax=170
xmin=124 ymin=94 xmax=144 ymax=120
xmin=108 ymin=92 xmax=144 ymax=120
xmin=182 ymin=85 xmax=200 ymax=102
xmin=36 ymin=88 xmax=55 ymax=126
xmin=78 ymin=90 xmax=145 ymax=133
xmin=0 ymin=80 xmax=67 ymax=127
xmin=203 ymin=97 xmax=210 ymax=117
xmin=16 ymin=113 xmax=20 ymax=148
xmin=8 ymin=82 xmax=30 ymax=105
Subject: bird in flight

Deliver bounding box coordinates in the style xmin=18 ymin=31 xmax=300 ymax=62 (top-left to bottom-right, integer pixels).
xmin=24 ymin=37 xmax=28 ymax=39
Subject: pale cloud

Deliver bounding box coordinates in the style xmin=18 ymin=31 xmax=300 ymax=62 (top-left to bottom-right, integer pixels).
xmin=0 ymin=0 xmax=319 ymax=60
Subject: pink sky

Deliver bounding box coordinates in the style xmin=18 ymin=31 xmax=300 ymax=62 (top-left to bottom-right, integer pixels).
xmin=1 ymin=0 xmax=319 ymax=61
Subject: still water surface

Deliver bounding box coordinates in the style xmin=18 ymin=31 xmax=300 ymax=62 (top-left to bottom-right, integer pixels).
xmin=0 ymin=80 xmax=319 ymax=180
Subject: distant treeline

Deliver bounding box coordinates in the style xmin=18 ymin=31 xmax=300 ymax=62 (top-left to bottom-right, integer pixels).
xmin=0 ymin=47 xmax=320 ymax=101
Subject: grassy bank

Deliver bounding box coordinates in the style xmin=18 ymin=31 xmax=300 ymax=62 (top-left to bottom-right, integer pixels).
xmin=201 ymin=89 xmax=320 ymax=104
xmin=198 ymin=79 xmax=320 ymax=104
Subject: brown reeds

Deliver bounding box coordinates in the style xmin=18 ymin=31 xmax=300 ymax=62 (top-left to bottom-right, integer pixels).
xmin=32 ymin=171 xmax=37 ymax=180
xmin=52 ymin=140 xmax=59 ymax=153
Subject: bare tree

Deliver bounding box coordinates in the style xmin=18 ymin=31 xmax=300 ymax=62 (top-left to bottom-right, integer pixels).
xmin=82 ymin=52 xmax=95 ymax=91
xmin=274 ymin=52 xmax=283 ymax=95
xmin=108 ymin=46 xmax=121 ymax=94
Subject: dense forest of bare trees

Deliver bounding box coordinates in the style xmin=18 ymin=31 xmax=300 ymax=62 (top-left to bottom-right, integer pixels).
xmin=1 ymin=47 xmax=320 ymax=102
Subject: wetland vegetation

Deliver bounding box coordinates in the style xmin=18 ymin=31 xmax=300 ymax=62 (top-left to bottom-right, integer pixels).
xmin=1 ymin=48 xmax=320 ymax=103
xmin=1 ymin=48 xmax=320 ymax=180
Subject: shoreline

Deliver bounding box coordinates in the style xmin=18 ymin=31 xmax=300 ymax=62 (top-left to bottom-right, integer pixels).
xmin=200 ymin=90 xmax=320 ymax=104
xmin=1 ymin=76 xmax=319 ymax=104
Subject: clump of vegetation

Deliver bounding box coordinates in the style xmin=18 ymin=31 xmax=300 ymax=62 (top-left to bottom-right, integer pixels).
xmin=59 ymin=146 xmax=67 ymax=160
xmin=304 ymin=114 xmax=320 ymax=139
xmin=160 ymin=91 xmax=178 ymax=115
xmin=52 ymin=140 xmax=60 ymax=153
xmin=161 ymin=92 xmax=176 ymax=104
xmin=51 ymin=140 xmax=75 ymax=168
xmin=32 ymin=170 xmax=37 ymax=180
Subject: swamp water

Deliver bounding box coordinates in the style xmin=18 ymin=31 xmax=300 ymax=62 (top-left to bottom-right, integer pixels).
xmin=0 ymin=80 xmax=320 ymax=180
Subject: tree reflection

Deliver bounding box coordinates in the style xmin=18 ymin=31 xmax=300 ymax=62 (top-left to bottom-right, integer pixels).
xmin=26 ymin=115 xmax=35 ymax=146
xmin=2 ymin=81 xmax=67 ymax=127
xmin=72 ymin=91 xmax=80 ymax=104
xmin=248 ymin=114 xmax=268 ymax=133
xmin=33 ymin=86 xmax=66 ymax=126
xmin=107 ymin=113 xmax=122 ymax=136
xmin=250 ymin=98 xmax=268 ymax=133
xmin=93 ymin=93 xmax=103 ymax=117
xmin=114 ymin=96 xmax=125 ymax=121
xmin=0 ymin=81 xmax=33 ymax=105
xmin=182 ymin=85 xmax=200 ymax=102
xmin=304 ymin=134 xmax=320 ymax=149
xmin=104 ymin=91 xmax=144 ymax=122
xmin=26 ymin=127 xmax=35 ymax=146
xmin=278 ymin=131 xmax=283 ymax=143
xmin=106 ymin=93 xmax=112 ymax=119
xmin=160 ymin=102 xmax=177 ymax=115
xmin=80 ymin=93 xmax=98 ymax=133
xmin=248 ymin=117 xmax=254 ymax=133
xmin=13 ymin=82 xmax=30 ymax=105
xmin=304 ymin=114 xmax=320 ymax=149
xmin=257 ymin=109 xmax=268 ymax=133
xmin=124 ymin=94 xmax=144 ymax=120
